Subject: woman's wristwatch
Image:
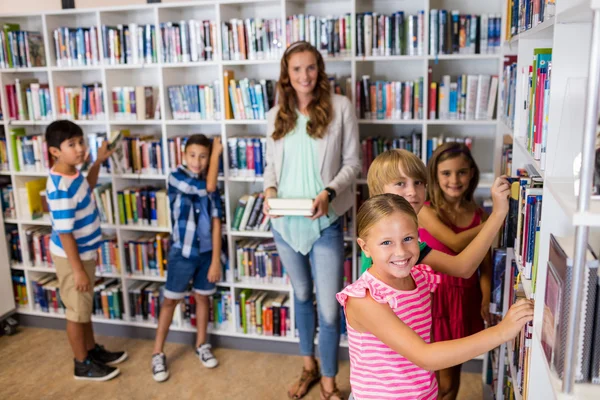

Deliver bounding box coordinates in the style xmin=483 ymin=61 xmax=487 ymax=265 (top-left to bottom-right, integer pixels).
xmin=324 ymin=187 xmax=336 ymax=203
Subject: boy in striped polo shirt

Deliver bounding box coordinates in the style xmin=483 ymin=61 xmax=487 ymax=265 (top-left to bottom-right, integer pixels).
xmin=46 ymin=120 xmax=127 ymax=381
xmin=151 ymin=134 xmax=223 ymax=382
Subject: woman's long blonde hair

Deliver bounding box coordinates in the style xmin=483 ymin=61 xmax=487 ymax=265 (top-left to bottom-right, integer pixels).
xmin=427 ymin=142 xmax=479 ymax=225
xmin=357 ymin=194 xmax=418 ymax=240
xmin=273 ymin=41 xmax=333 ymax=140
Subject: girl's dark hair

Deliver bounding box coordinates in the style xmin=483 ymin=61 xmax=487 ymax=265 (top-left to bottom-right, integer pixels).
xmin=427 ymin=142 xmax=479 ymax=225
xmin=45 ymin=120 xmax=84 ymax=149
xmin=184 ymin=134 xmax=211 ymax=152
xmin=273 ymin=41 xmax=333 ymax=140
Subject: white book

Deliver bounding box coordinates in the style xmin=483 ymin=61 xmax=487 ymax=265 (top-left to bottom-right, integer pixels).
xmin=364 ymin=14 xmax=372 ymax=57
xmin=128 ymin=23 xmax=138 ymax=65
xmin=439 ymin=75 xmax=451 ymax=120
xmin=267 ymin=198 xmax=313 ymax=211
xmin=238 ymin=194 xmax=256 ymax=231
xmin=430 ymin=10 xmax=438 ymax=56
xmin=465 ymin=75 xmax=479 ymax=120
xmin=487 ymin=76 xmax=499 ymax=120
xmin=480 ymin=15 xmax=488 ymax=54
xmin=475 ymin=74 xmax=491 ymax=120
xmin=180 ymin=20 xmax=190 ymax=62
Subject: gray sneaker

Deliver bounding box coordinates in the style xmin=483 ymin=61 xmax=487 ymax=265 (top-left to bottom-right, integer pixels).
xmin=151 ymin=353 xmax=169 ymax=382
xmin=196 ymin=344 xmax=218 ymax=368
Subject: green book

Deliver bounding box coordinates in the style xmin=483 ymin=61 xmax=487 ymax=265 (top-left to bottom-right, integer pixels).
xmin=3 ymin=23 xmax=20 ymax=68
xmin=117 ymin=191 xmax=126 ymax=225
xmin=232 ymin=195 xmax=248 ymax=230
xmin=131 ymin=191 xmax=138 ymax=223
xmin=9 ymin=128 xmax=26 ymax=172
xmin=239 ymin=289 xmax=252 ymax=334
xmin=528 ymin=48 xmax=552 ymax=152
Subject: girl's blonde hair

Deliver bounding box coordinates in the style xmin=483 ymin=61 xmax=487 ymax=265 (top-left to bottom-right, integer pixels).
xmin=273 ymin=41 xmax=333 ymax=140
xmin=357 ymin=194 xmax=418 ymax=239
xmin=427 ymin=142 xmax=480 ymax=225
xmin=367 ymin=149 xmax=428 ymax=196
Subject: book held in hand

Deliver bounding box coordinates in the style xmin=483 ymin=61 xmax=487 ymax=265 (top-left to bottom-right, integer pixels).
xmin=267 ymin=198 xmax=314 ymax=217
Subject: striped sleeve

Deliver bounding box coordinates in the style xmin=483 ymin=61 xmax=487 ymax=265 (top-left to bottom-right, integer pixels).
xmin=336 ymin=274 xmax=394 ymax=308
xmin=413 ymin=264 xmax=441 ymax=293
xmin=47 ymin=183 xmax=80 ymax=234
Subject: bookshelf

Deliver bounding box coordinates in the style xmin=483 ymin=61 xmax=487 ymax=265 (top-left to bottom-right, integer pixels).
xmin=499 ymin=0 xmax=600 ymax=399
xmin=0 ymin=0 xmax=505 ymax=350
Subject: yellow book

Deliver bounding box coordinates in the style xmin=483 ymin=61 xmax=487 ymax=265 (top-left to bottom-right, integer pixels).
xmin=25 ymin=177 xmax=47 ymax=219
xmin=156 ymin=233 xmax=164 ymax=277
xmin=123 ymin=189 xmax=133 ymax=224
xmin=137 ymin=242 xmax=143 ymax=273
xmin=223 ymin=70 xmax=235 ymax=119
xmin=155 ymin=189 xmax=168 ymax=227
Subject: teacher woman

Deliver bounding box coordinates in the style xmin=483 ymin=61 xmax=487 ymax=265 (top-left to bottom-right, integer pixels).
xmin=263 ymin=41 xmax=360 ymax=400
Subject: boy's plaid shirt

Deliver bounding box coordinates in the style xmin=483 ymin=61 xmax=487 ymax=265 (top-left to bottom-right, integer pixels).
xmin=168 ymin=165 xmax=222 ymax=258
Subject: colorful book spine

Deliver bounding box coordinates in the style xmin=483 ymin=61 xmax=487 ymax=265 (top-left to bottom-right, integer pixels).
xmin=221 ymin=18 xmax=282 ymax=61
xmin=96 ymin=236 xmax=121 ymax=275
xmin=226 ymin=78 xmax=275 ymax=120
xmin=429 ymin=11 xmax=501 ymax=55
xmin=93 ymin=279 xmax=124 ymax=320
xmin=235 ymin=239 xmax=289 ymax=284
xmin=111 ymin=86 xmax=159 ymax=121
xmin=56 ymin=83 xmax=105 ymax=120
xmin=53 ymin=26 xmax=100 ymax=67
xmin=167 ymin=82 xmax=221 ymax=120
xmin=360 ymin=134 xmax=422 ymax=177
xmin=429 ymin=74 xmax=498 ymax=121
xmin=506 ymin=0 xmax=556 ymax=41
xmin=356 ymin=76 xmax=424 ymax=120
xmin=4 ymin=81 xmax=53 ymax=121
xmin=0 ymin=25 xmax=46 ymax=69
xmin=101 ymin=24 xmax=157 ymax=65
xmin=355 ymin=11 xmax=424 ymax=57
xmin=124 ymin=233 xmax=170 ymax=277
xmin=160 ymin=19 xmax=217 ymax=63
xmin=117 ymin=188 xmax=169 ymax=228
xmin=181 ymin=289 xmax=232 ymax=330
xmin=286 ymin=14 xmax=351 ymax=57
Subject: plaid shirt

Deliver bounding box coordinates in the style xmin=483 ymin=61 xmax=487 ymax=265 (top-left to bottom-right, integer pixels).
xmin=168 ymin=166 xmax=223 ymax=258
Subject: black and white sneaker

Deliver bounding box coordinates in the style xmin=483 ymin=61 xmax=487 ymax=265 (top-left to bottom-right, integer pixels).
xmin=74 ymin=357 xmax=120 ymax=381
xmin=152 ymin=353 xmax=169 ymax=382
xmin=89 ymin=344 xmax=128 ymax=365
xmin=196 ymin=343 xmax=218 ymax=368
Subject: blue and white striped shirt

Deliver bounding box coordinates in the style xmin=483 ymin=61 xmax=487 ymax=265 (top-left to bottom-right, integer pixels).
xmin=46 ymin=169 xmax=102 ymax=260
xmin=169 ymin=165 xmax=222 ymax=258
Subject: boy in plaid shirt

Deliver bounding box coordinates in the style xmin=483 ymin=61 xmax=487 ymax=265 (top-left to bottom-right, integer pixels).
xmin=151 ymin=134 xmax=223 ymax=382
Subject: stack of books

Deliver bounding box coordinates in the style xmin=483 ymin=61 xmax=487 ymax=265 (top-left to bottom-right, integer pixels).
xmin=224 ymin=75 xmax=275 ymax=120
xmin=9 ymin=129 xmax=50 ymax=172
xmin=236 ymin=290 xmax=291 ymax=337
xmin=357 ymin=76 xmax=424 ymax=120
xmin=92 ymin=278 xmax=124 ymax=320
xmin=111 ymin=86 xmax=160 ymax=121
xmin=227 ymin=137 xmax=266 ymax=178
xmin=96 ymin=235 xmax=120 ymax=276
xmin=116 ymin=188 xmax=169 ymax=228
xmin=426 ymin=136 xmax=473 ymax=160
xmin=127 ymin=281 xmax=164 ymax=323
xmin=11 ymin=272 xmax=27 ymax=307
xmin=181 ymin=289 xmax=232 ymax=330
xmin=235 ymin=239 xmax=288 ymax=284
xmin=123 ymin=233 xmax=170 ymax=278
xmin=361 ymin=134 xmax=422 ymax=177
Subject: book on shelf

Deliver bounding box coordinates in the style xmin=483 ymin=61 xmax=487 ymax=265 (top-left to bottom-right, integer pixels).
xmin=235 ymin=239 xmax=288 ymax=284
xmin=236 ymin=290 xmax=291 ymax=337
xmin=428 ymin=74 xmax=498 ymax=121
xmin=232 ymin=193 xmax=271 ymax=232
xmin=267 ymin=198 xmax=313 ymax=217
xmin=117 ymin=187 xmax=170 ymax=228
xmin=9 ymin=129 xmax=50 ymax=172
xmin=52 ymin=26 xmax=100 ymax=67
xmin=123 ymin=233 xmax=170 ymax=278
xmin=542 ymin=234 xmax=600 ymax=384
xmin=361 ymin=134 xmax=422 ymax=178
xmin=31 ymin=273 xmax=64 ymax=314
xmin=19 ymin=177 xmax=47 ymax=220
xmin=429 ymin=10 xmax=502 ymax=56
xmin=56 ymin=83 xmax=106 ymax=121
xmin=113 ymin=134 xmax=164 ymax=175
xmin=92 ymin=278 xmax=124 ymax=320
xmin=221 ymin=18 xmax=283 ymax=61
xmin=511 ymin=277 xmax=532 ymax=397
xmin=25 ymin=226 xmax=52 ymax=267
xmin=160 ymin=19 xmax=217 ymax=64
xmin=81 ymin=132 xmax=110 ymax=173
xmin=356 ymin=76 xmax=424 ymax=120
xmin=224 ymin=74 xmax=276 ymax=121
xmin=4 ymin=80 xmax=52 ymax=121
xmin=0 ymin=183 xmax=16 ymax=219
xmin=501 ymin=140 xmax=513 ymax=177
xmin=501 ymin=55 xmax=518 ymax=129
xmin=286 ymin=14 xmax=351 ymax=58
xmin=93 ymin=183 xmax=115 ymax=224
xmin=111 ymin=86 xmax=160 ymax=121
xmin=506 ymin=0 xmax=556 ymax=41
xmin=356 ymin=11 xmax=424 ymax=57
xmin=167 ymin=82 xmax=222 ymax=121
xmin=101 ymin=24 xmax=158 ymax=65
xmin=181 ymin=288 xmax=231 ymax=330
xmin=11 ymin=271 xmax=28 ymax=307
xmin=127 ymin=280 xmax=164 ymax=323
xmin=0 ymin=23 xmax=46 ymax=68
xmin=426 ymin=136 xmax=472 ymax=161
xmin=96 ymin=235 xmax=120 ymax=276
xmin=227 ymin=137 xmax=266 ymax=178
xmin=7 ymin=228 xmax=22 ymax=263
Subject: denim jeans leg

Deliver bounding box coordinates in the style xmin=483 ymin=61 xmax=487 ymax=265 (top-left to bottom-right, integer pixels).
xmin=309 ymin=220 xmax=345 ymax=377
xmin=272 ymin=228 xmax=316 ymax=357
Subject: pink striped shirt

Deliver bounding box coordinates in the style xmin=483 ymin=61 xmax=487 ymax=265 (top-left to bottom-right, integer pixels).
xmin=336 ymin=265 xmax=441 ymax=400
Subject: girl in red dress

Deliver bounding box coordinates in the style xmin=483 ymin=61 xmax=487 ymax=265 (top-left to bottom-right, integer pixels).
xmin=418 ymin=143 xmax=492 ymax=400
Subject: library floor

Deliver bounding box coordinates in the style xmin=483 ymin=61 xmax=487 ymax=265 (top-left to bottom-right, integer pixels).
xmin=0 ymin=327 xmax=483 ymax=400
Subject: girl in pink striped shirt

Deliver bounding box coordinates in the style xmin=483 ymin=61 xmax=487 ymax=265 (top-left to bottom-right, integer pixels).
xmin=337 ymin=194 xmax=533 ymax=400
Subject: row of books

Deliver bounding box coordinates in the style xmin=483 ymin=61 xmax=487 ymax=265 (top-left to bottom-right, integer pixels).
xmin=0 ymin=24 xmax=46 ymax=69
xmin=12 ymin=272 xmax=27 ymax=306
xmin=506 ymin=0 xmax=556 ymax=41
xmin=429 ymin=11 xmax=502 ymax=56
xmin=95 ymin=236 xmax=121 ymax=276
xmin=235 ymin=240 xmax=288 ymax=284
xmin=501 ymin=142 xmax=513 ymax=177
xmin=93 ymin=183 xmax=115 ymax=225
xmin=127 ymin=280 xmax=163 ymax=323
xmin=90 ymin=278 xmax=125 ymax=320
xmin=56 ymin=83 xmax=106 ymax=121
xmin=426 ymin=136 xmax=472 ymax=161
xmin=4 ymin=80 xmax=53 ymax=121
xmin=160 ymin=20 xmax=217 ymax=64
xmin=237 ymin=290 xmax=291 ymax=337
xmin=111 ymin=86 xmax=160 ymax=121
xmin=18 ymin=177 xmax=46 ymax=220
xmin=53 ymin=26 xmax=100 ymax=68
xmin=225 ymin=77 xmax=275 ymax=121
xmin=7 ymin=228 xmax=21 ymax=263
xmin=167 ymin=83 xmax=222 ymax=121
xmin=356 ymin=77 xmax=424 ymax=120
xmin=429 ymin=74 xmax=498 ymax=121
xmin=31 ymin=273 xmax=65 ymax=314
xmin=123 ymin=233 xmax=170 ymax=278
xmin=227 ymin=137 xmax=266 ymax=178
xmin=0 ymin=137 xmax=8 ymax=171
xmin=508 ymin=259 xmax=531 ymax=397
xmin=115 ymin=135 xmax=164 ymax=175
xmin=1 ymin=184 xmax=16 ymax=219
xmin=181 ymin=289 xmax=231 ymax=330
xmin=85 ymin=132 xmax=110 ymax=173
xmin=522 ymin=48 xmax=552 ymax=169
xmin=10 ymin=130 xmax=49 ymax=172
xmin=231 ymin=193 xmax=271 ymax=232
xmin=286 ymin=14 xmax=351 ymax=58
xmin=101 ymin=24 xmax=159 ymax=65
xmin=221 ymin=18 xmax=283 ymax=61
xmin=360 ymin=134 xmax=422 ymax=178
xmin=116 ymin=187 xmax=169 ymax=228
xmin=356 ymin=11 xmax=424 ymax=57
xmin=500 ymin=56 xmax=518 ymax=129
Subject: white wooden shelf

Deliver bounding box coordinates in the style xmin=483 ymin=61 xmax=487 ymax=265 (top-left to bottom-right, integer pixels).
xmin=508 ymin=343 xmax=524 ymax=400
xmin=125 ymin=274 xmax=167 ymax=282
xmin=228 ymin=176 xmax=264 ymax=182
xmin=118 ymin=224 xmax=171 ymax=233
xmin=231 ymin=281 xmax=291 ymax=292
xmin=223 ymin=119 xmax=267 ymax=125
xmin=358 ymin=119 xmax=423 ymax=125
xmin=506 ymin=16 xmax=555 ymax=45
xmin=221 ymin=59 xmax=280 ymax=66
xmin=108 ymin=120 xmax=162 ymax=125
xmin=513 ymin=137 xmax=545 ymax=178
xmin=427 ymin=54 xmax=502 ymax=60
xmin=161 ymin=61 xmax=219 ymax=68
xmin=165 ymin=119 xmax=221 ymax=125
xmin=115 ymin=173 xmax=168 ymax=180
xmin=355 ymin=55 xmax=425 ymax=62
xmin=544 ymin=178 xmax=600 ymax=227
xmin=427 ymin=119 xmax=498 ymax=125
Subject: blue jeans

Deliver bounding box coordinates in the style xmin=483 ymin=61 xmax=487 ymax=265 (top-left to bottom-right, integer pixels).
xmin=272 ymin=219 xmax=345 ymax=377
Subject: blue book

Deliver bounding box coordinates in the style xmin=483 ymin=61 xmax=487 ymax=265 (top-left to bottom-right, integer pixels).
xmin=254 ymin=84 xmax=265 ymax=119
xmin=248 ymin=84 xmax=259 ymax=119
xmin=228 ymin=85 xmax=238 ymax=119
xmin=253 ymin=138 xmax=263 ymax=176
xmin=199 ymin=86 xmax=206 ymax=120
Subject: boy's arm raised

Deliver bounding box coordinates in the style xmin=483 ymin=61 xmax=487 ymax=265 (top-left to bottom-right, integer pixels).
xmin=420 ymin=177 xmax=510 ymax=278
xmin=418 ymin=206 xmax=484 ymax=253
xmin=206 ymin=137 xmax=223 ymax=193
xmin=346 ymin=295 xmax=533 ymax=371
xmin=207 ymin=217 xmax=222 ymax=283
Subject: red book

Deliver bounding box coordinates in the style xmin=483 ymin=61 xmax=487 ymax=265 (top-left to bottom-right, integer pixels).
xmin=429 ymin=82 xmax=437 ymax=119
xmin=534 ymin=71 xmax=546 ymax=160
xmin=246 ymin=140 xmax=255 ymax=174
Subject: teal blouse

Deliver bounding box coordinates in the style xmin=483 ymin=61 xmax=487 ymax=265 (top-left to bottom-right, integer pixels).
xmin=271 ymin=112 xmax=338 ymax=255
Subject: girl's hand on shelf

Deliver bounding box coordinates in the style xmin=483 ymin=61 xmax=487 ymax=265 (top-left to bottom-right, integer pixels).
xmin=500 ymin=299 xmax=534 ymax=342
xmin=491 ymin=176 xmax=511 ymax=217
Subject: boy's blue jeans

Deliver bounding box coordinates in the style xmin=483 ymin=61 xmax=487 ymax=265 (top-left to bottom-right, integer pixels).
xmin=272 ymin=219 xmax=345 ymax=377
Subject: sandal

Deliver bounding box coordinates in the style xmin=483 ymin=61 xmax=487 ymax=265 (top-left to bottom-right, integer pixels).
xmin=320 ymin=382 xmax=345 ymax=400
xmin=287 ymin=365 xmax=321 ymax=399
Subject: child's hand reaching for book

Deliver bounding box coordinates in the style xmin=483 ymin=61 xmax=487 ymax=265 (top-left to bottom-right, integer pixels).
xmin=499 ymin=299 xmax=534 ymax=341
xmin=207 ymin=263 xmax=221 ymax=283
xmin=491 ymin=176 xmax=511 ymax=216
xmin=97 ymin=140 xmax=116 ymax=164
xmin=212 ymin=137 xmax=223 ymax=156
xmin=74 ymin=269 xmax=91 ymax=292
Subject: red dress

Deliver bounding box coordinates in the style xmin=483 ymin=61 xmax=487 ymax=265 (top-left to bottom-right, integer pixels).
xmin=418 ymin=202 xmax=485 ymax=342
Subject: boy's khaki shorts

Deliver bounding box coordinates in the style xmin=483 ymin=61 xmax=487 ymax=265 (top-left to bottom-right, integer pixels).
xmin=54 ymin=255 xmax=96 ymax=323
